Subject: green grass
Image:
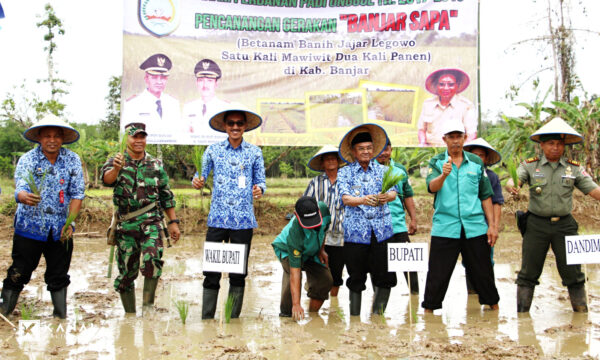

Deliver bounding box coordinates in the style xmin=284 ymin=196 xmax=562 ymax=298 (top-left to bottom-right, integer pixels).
xmin=20 ymin=301 xmax=38 ymax=320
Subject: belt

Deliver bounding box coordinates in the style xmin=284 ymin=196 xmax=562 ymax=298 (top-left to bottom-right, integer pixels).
xmin=529 ymin=212 xmax=570 ymax=222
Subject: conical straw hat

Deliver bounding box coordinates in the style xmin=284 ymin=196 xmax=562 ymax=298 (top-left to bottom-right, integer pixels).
xmin=338 ymin=123 xmax=388 ymax=164
xmin=464 ymin=138 xmax=501 ymax=166
xmin=307 ymin=145 xmax=343 ymax=172
xmin=209 ymin=106 xmax=262 ymax=133
xmin=23 ymin=114 xmax=80 ymax=144
xmin=529 ymin=117 xmax=583 ymax=145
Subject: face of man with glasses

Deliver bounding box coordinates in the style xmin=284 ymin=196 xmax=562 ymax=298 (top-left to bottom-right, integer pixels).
xmin=224 ymin=112 xmax=248 ymax=142
xmin=351 ymin=141 xmax=374 ymax=166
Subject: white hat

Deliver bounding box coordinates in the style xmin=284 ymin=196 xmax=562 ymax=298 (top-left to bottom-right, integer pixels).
xmin=338 ymin=123 xmax=388 ymax=164
xmin=441 ymin=121 xmax=465 ymax=136
xmin=529 ymin=117 xmax=583 ymax=145
xmin=307 ymin=145 xmax=343 ymax=172
xmin=464 ymin=138 xmax=501 ymax=166
xmin=209 ymin=107 xmax=262 ymax=133
xmin=23 ymin=114 xmax=80 ymax=144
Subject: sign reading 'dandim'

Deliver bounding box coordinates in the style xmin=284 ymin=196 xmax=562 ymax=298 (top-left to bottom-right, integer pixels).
xmin=202 ymin=242 xmax=247 ymax=274
xmin=565 ymin=234 xmax=600 ymax=265
xmin=387 ymin=243 xmax=428 ymax=272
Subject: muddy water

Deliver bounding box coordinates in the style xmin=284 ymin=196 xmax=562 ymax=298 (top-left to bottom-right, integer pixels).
xmin=1 ymin=232 xmax=600 ymax=359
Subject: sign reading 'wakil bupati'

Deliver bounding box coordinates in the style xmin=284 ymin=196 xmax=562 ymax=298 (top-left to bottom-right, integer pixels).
xmin=202 ymin=242 xmax=247 ymax=274
xmin=565 ymin=235 xmax=600 ymax=265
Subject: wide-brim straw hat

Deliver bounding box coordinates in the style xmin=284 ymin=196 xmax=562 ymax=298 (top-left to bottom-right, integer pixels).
xmin=529 ymin=117 xmax=583 ymax=145
xmin=464 ymin=138 xmax=501 ymax=166
xmin=23 ymin=114 xmax=80 ymax=144
xmin=425 ymin=68 xmax=470 ymax=95
xmin=307 ymin=145 xmax=343 ymax=172
xmin=209 ymin=107 xmax=262 ymax=133
xmin=338 ymin=123 xmax=388 ymax=164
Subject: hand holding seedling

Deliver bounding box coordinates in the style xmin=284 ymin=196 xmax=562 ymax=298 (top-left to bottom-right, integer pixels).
xmin=113 ymin=153 xmax=124 ymax=171
xmin=18 ymin=192 xmax=41 ymax=206
xmin=364 ymin=194 xmax=378 ymax=207
xmin=192 ymin=176 xmax=205 ymax=190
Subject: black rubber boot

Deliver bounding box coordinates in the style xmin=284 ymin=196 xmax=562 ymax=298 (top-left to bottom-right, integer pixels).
xmin=0 ymin=287 xmax=21 ymax=316
xmin=228 ymin=286 xmax=245 ymax=319
xmin=568 ymin=285 xmax=588 ymax=313
xmin=120 ymin=290 xmax=136 ymax=314
xmin=50 ymin=287 xmax=67 ymax=319
xmin=516 ymin=285 xmax=534 ymax=313
xmin=142 ymin=278 xmax=159 ymax=307
xmin=202 ymin=288 xmax=219 ymax=320
xmin=372 ymin=287 xmax=391 ymax=315
xmin=349 ymin=291 xmax=361 ymax=316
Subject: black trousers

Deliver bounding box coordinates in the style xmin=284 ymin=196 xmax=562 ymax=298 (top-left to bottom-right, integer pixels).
xmin=422 ymin=229 xmax=499 ymax=310
xmin=324 ymin=245 xmax=345 ymax=287
xmin=203 ymin=227 xmax=253 ymax=290
xmin=343 ymin=232 xmax=397 ymax=292
xmin=3 ymin=232 xmax=73 ymax=292
xmin=388 ymin=232 xmax=419 ymax=293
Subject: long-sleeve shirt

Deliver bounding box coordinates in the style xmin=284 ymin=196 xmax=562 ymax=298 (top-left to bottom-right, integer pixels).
xmin=304 ymin=173 xmax=344 ymax=246
xmin=201 ymin=139 xmax=266 ymax=229
xmin=14 ymin=146 xmax=85 ymax=242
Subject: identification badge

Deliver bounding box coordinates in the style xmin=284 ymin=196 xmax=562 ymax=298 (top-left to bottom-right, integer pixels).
xmin=238 ymin=175 xmax=246 ymax=189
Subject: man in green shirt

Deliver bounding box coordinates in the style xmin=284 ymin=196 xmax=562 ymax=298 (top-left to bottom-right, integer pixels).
xmin=507 ymin=117 xmax=600 ymax=312
xmin=272 ymin=196 xmax=333 ymax=320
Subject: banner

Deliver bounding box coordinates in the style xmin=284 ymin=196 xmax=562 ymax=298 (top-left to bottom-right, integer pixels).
xmin=387 ymin=242 xmax=428 ymax=272
xmin=202 ymin=242 xmax=247 ymax=274
xmin=123 ymin=0 xmax=478 ymax=147
xmin=565 ymin=235 xmax=600 ymax=265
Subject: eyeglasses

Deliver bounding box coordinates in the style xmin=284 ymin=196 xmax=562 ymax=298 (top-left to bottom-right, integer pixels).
xmin=225 ymin=121 xmax=245 ymax=127
xmin=356 ymin=146 xmax=373 ymax=152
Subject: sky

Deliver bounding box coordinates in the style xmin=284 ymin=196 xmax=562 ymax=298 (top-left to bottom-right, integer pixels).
xmin=0 ymin=0 xmax=598 ymax=125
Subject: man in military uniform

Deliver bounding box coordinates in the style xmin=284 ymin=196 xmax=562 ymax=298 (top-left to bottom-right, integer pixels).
xmin=182 ymin=59 xmax=231 ymax=144
xmin=506 ymin=117 xmax=600 ymax=313
xmin=122 ymin=54 xmax=182 ymax=141
xmin=102 ymin=122 xmax=181 ymax=314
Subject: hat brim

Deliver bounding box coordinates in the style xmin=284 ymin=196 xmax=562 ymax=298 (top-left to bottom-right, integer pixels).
xmin=464 ymin=145 xmax=501 ymax=166
xmin=530 ymin=132 xmax=583 ymax=145
xmin=425 ymin=68 xmax=470 ymax=95
xmin=23 ymin=124 xmax=80 ymax=145
xmin=209 ymin=109 xmax=262 ymax=133
xmin=294 ymin=210 xmax=323 ymax=229
xmin=307 ymin=147 xmax=343 ymax=172
xmin=338 ymin=123 xmax=388 ymax=164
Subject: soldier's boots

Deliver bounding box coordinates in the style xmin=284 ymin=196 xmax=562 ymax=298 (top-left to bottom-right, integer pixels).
xmin=516 ymin=285 xmax=534 ymax=313
xmin=349 ymin=290 xmax=362 ymax=316
xmin=0 ymin=287 xmax=21 ymax=316
xmin=372 ymin=286 xmax=391 ymax=315
xmin=142 ymin=277 xmax=159 ymax=307
xmin=202 ymin=288 xmax=219 ymax=320
xmin=229 ymin=286 xmax=244 ymax=319
xmin=568 ymin=285 xmax=588 ymax=313
xmin=120 ymin=290 xmax=136 ymax=314
xmin=50 ymin=287 xmax=67 ymax=319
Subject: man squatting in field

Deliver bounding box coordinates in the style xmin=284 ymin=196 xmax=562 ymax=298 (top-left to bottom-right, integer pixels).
xmin=102 ymin=122 xmax=181 ymax=314
xmin=1 ymin=115 xmax=85 ymax=319
xmin=192 ymin=108 xmax=266 ymax=319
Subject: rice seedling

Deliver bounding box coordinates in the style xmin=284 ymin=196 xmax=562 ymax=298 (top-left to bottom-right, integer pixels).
xmin=20 ymin=301 xmax=38 ymax=320
xmin=224 ymin=294 xmax=235 ymax=324
xmin=411 ymin=308 xmax=418 ymax=324
xmin=119 ymin=132 xmax=128 ymax=155
xmin=60 ymin=211 xmax=79 ymax=250
xmin=107 ymin=245 xmax=115 ymax=278
xmin=173 ymin=300 xmax=190 ymax=325
xmin=378 ymin=305 xmax=386 ymax=325
xmin=24 ymin=168 xmax=48 ymax=196
xmin=193 ymin=146 xmax=205 ymax=175
xmin=380 ymin=166 xmax=405 ymax=194
xmin=336 ymin=307 xmax=345 ymax=321
xmin=507 ymin=159 xmax=519 ymax=188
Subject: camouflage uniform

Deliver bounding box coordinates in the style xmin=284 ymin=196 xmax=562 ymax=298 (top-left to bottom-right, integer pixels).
xmin=101 ymin=152 xmax=175 ymax=293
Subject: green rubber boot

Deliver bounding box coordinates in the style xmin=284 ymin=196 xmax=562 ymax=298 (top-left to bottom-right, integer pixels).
xmin=0 ymin=287 xmax=21 ymax=316
xmin=516 ymin=285 xmax=534 ymax=313
xmin=50 ymin=288 xmax=67 ymax=319
xmin=372 ymin=286 xmax=391 ymax=315
xmin=568 ymin=285 xmax=588 ymax=313
xmin=349 ymin=291 xmax=362 ymax=316
xmin=120 ymin=290 xmax=136 ymax=314
xmin=202 ymin=288 xmax=219 ymax=320
xmin=229 ymin=286 xmax=245 ymax=319
xmin=143 ymin=278 xmax=159 ymax=307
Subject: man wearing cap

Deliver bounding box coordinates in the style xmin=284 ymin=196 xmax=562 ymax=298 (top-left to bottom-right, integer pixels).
xmin=304 ymin=145 xmax=345 ymax=297
xmin=192 ymin=109 xmax=266 ymax=319
xmin=272 ymin=196 xmax=333 ymax=320
xmin=417 ymin=68 xmax=477 ymax=147
xmin=375 ymin=139 xmax=419 ymax=295
xmin=337 ymin=123 xmax=397 ymax=316
xmin=0 ymin=114 xmax=85 ymax=319
xmin=122 ymin=54 xmax=182 ymax=140
xmin=506 ymin=117 xmax=600 ymax=313
xmin=463 ymin=138 xmax=504 ymax=294
xmin=422 ymin=123 xmax=499 ymax=312
xmin=182 ymin=59 xmax=231 ymax=143
xmin=101 ymin=122 xmax=181 ymax=314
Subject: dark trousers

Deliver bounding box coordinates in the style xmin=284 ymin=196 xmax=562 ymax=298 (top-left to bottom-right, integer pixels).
xmin=517 ymin=214 xmax=584 ymax=288
xmin=388 ymin=232 xmax=419 ymax=293
xmin=422 ymin=229 xmax=499 ymax=310
xmin=343 ymin=232 xmax=397 ymax=293
xmin=279 ymin=257 xmax=333 ymax=315
xmin=3 ymin=232 xmax=73 ymax=292
xmin=203 ymin=227 xmax=253 ymax=290
xmin=324 ymin=245 xmax=345 ymax=287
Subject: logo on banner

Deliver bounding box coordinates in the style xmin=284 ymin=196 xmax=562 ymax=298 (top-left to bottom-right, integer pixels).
xmin=139 ymin=0 xmax=180 ymax=37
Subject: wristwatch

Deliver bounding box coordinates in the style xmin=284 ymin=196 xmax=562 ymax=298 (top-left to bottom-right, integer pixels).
xmin=168 ymin=219 xmax=180 ymax=225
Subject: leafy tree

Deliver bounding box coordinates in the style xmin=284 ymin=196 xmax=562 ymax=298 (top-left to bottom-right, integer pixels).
xmin=99 ymin=76 xmax=121 ymax=141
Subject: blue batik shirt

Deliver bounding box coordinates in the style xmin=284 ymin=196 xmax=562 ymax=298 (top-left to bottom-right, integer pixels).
xmin=338 ymin=160 xmax=394 ymax=244
xmin=14 ymin=146 xmax=85 ymax=242
xmin=201 ymin=139 xmax=266 ymax=229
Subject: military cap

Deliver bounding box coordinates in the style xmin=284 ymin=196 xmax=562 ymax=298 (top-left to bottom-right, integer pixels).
xmin=140 ymin=54 xmax=172 ymax=75
xmin=194 ymin=59 xmax=221 ymax=79
xmin=124 ymin=122 xmax=148 ymax=136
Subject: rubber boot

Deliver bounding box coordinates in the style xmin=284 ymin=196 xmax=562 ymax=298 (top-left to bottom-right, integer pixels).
xmin=142 ymin=278 xmax=159 ymax=307
xmin=120 ymin=290 xmax=136 ymax=314
xmin=0 ymin=288 xmax=21 ymax=316
xmin=202 ymin=288 xmax=219 ymax=320
xmin=372 ymin=287 xmax=391 ymax=315
xmin=349 ymin=290 xmax=361 ymax=316
xmin=228 ymin=286 xmax=244 ymax=319
xmin=516 ymin=285 xmax=534 ymax=313
xmin=568 ymin=285 xmax=588 ymax=313
xmin=50 ymin=288 xmax=67 ymax=319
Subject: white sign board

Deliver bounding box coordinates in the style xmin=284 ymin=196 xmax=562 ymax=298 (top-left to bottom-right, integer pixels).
xmin=388 ymin=243 xmax=428 ymax=272
xmin=565 ymin=234 xmax=600 ymax=265
xmin=202 ymin=242 xmax=247 ymax=274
